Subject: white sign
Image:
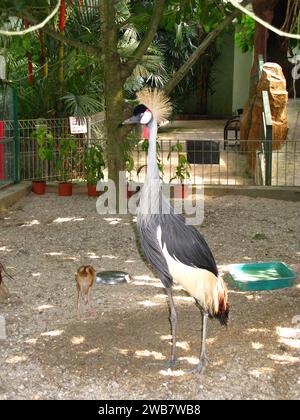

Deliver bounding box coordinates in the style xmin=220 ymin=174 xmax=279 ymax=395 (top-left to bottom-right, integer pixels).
xmin=0 ymin=56 xmax=6 ymax=80
xmin=69 ymin=117 xmax=87 ymax=134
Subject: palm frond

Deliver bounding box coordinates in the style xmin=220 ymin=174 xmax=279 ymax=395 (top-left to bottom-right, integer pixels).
xmin=61 ymin=92 xmax=104 ymax=119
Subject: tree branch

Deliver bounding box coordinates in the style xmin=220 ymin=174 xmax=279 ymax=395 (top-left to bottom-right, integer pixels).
xmin=0 ymin=0 xmax=61 ymax=36
xmin=164 ymin=10 xmax=240 ymax=95
xmin=121 ymin=0 xmax=166 ymax=80
xmin=21 ymin=11 xmax=102 ymax=57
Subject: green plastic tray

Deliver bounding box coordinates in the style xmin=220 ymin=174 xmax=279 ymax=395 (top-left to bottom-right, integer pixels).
xmin=225 ymin=262 xmax=298 ymax=291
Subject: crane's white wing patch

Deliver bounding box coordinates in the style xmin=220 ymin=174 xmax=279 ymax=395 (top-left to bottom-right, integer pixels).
xmin=156 ymin=226 xmax=218 ymax=313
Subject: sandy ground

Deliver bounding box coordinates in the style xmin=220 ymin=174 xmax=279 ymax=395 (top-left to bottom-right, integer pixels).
xmin=0 ymin=193 xmax=299 ymax=400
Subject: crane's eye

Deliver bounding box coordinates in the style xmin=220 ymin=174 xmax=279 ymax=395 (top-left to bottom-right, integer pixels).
xmin=140 ymin=110 xmax=152 ymax=125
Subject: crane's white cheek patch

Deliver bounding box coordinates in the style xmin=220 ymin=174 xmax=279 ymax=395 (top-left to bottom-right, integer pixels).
xmin=141 ymin=110 xmax=152 ymax=125
xmin=156 ymin=226 xmax=218 ymax=312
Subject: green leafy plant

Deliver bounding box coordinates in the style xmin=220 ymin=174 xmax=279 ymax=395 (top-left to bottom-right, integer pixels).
xmin=84 ymin=143 xmax=105 ymax=185
xmin=36 ymin=125 xmax=55 ymax=161
xmin=55 ymin=135 xmax=77 ymax=183
xmin=235 ymin=16 xmax=255 ymax=53
xmin=31 ymin=124 xmax=55 ymax=180
xmin=124 ymin=132 xmax=140 ymax=180
xmin=168 ymin=143 xmax=191 ymax=184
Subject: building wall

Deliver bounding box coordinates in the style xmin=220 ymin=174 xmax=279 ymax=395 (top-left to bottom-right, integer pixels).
xmin=179 ymin=30 xmax=253 ymax=117
xmin=206 ymin=31 xmax=235 ymax=117
xmin=232 ymin=44 xmax=253 ymax=113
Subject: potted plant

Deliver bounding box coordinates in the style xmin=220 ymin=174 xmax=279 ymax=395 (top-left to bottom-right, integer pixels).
xmin=124 ymin=133 xmax=141 ymax=199
xmin=168 ymin=143 xmax=191 ymax=199
xmin=32 ymin=125 xmax=55 ymax=195
xmin=55 ymin=135 xmax=77 ymax=196
xmin=84 ymin=143 xmax=105 ymax=197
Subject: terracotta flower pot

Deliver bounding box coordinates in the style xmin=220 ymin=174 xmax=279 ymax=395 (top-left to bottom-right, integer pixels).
xmin=32 ymin=180 xmax=46 ymax=195
xmin=127 ymin=183 xmax=140 ymax=199
xmin=58 ymin=182 xmax=73 ymax=196
xmin=87 ymin=183 xmax=100 ymax=197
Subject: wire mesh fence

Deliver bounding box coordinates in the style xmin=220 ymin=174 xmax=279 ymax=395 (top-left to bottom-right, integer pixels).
xmin=133 ymin=137 xmax=300 ymax=187
xmin=1 ymin=117 xmax=299 ymax=187
xmin=0 ymin=121 xmax=15 ymax=187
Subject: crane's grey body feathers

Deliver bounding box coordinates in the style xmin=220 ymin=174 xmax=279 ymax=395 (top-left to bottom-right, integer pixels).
xmin=137 ymin=190 xmax=218 ymax=288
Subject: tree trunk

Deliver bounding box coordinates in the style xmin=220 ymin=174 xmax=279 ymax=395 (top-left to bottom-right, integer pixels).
xmin=267 ymin=0 xmax=298 ymax=97
xmin=240 ymin=0 xmax=279 ymax=144
xmin=100 ymin=0 xmax=127 ymax=189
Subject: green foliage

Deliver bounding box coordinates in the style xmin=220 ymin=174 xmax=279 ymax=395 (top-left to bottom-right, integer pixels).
xmin=124 ymin=131 xmax=139 ymax=178
xmin=36 ymin=124 xmax=55 ymax=161
xmin=61 ymin=93 xmax=104 ymax=121
xmin=29 ymin=124 xmax=55 ymax=179
xmin=252 ymin=233 xmax=268 ymax=241
xmin=55 ymin=135 xmax=77 ymax=182
xmin=84 ymin=143 xmax=105 ymax=185
xmin=168 ymin=142 xmax=191 ymax=183
xmin=235 ymin=16 xmax=255 ymax=53
xmin=0 ymin=0 xmax=238 ymax=121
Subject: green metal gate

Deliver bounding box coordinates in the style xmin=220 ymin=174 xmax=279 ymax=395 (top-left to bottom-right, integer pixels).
xmin=0 ymin=82 xmax=19 ymax=187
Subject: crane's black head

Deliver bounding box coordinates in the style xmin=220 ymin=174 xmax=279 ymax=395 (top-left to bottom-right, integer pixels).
xmin=121 ymin=104 xmax=153 ymax=126
xmin=133 ymin=104 xmax=147 ymax=116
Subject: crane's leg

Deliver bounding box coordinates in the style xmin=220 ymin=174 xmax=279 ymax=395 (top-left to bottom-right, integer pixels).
xmin=186 ymin=311 xmax=209 ymax=374
xmin=166 ymin=287 xmax=177 ymax=367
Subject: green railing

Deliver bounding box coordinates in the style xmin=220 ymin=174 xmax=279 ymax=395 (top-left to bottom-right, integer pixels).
xmin=258 ymin=54 xmax=273 ymax=186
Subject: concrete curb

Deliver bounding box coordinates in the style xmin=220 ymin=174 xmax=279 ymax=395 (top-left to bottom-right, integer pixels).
xmin=203 ymin=185 xmax=300 ymax=201
xmin=0 ymin=182 xmax=31 ymax=211
xmin=0 ymin=182 xmax=299 ymax=212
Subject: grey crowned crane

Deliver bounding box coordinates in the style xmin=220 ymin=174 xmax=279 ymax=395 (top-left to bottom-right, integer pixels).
xmin=122 ymin=89 xmax=229 ymax=374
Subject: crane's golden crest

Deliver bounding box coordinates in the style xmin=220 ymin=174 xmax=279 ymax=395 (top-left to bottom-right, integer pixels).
xmin=137 ymin=88 xmax=172 ymax=123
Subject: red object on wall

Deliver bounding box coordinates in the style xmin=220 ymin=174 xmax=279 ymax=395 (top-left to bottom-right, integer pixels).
xmin=59 ymin=0 xmax=67 ymax=31
xmin=27 ymin=53 xmax=33 ymax=85
xmin=24 ymin=20 xmax=33 ymax=84
xmin=0 ymin=121 xmax=4 ymax=180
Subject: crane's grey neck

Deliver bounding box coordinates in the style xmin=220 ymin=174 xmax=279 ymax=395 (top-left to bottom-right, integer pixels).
xmin=146 ymin=118 xmax=159 ymax=180
xmin=138 ymin=117 xmax=171 ymax=218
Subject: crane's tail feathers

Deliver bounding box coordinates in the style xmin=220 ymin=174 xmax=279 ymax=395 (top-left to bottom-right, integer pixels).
xmin=215 ymin=282 xmax=229 ymax=326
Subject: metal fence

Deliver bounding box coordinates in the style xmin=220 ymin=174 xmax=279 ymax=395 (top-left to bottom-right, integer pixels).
xmin=0 ymin=114 xmax=299 ymax=188
xmin=0 ymin=121 xmax=15 ymax=187
xmin=17 ymin=118 xmax=87 ymax=181
xmin=0 ymin=84 xmax=17 ymax=189
xmin=133 ymin=137 xmax=300 ymax=187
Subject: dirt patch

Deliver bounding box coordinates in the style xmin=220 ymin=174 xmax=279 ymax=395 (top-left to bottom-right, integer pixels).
xmin=0 ymin=193 xmax=299 ymax=400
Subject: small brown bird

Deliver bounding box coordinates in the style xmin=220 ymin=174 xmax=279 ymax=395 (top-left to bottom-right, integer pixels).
xmin=76 ymin=265 xmax=96 ymax=319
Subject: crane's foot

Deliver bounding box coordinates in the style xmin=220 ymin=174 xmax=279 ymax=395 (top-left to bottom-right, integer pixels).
xmin=164 ymin=358 xmax=177 ymax=369
xmin=148 ymin=358 xmax=177 ymax=369
xmin=184 ymin=354 xmax=208 ymax=375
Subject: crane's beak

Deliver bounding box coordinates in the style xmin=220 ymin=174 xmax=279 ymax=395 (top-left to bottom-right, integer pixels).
xmin=121 ymin=115 xmax=142 ymax=126
xmin=119 ymin=109 xmax=152 ymax=127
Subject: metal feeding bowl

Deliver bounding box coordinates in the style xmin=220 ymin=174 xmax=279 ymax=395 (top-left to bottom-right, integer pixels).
xmin=96 ymin=271 xmax=130 ymax=285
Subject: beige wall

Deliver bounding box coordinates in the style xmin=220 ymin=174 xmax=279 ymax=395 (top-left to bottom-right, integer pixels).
xmin=207 ymin=31 xmax=235 ymax=117
xmin=232 ymin=43 xmax=253 ymax=113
